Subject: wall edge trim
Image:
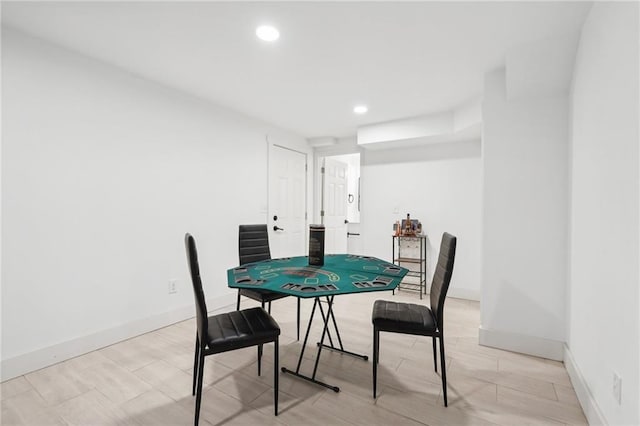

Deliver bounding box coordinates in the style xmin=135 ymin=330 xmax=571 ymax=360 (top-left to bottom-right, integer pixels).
xmin=448 ymin=287 xmax=481 ymax=301
xmin=478 ymin=325 xmax=564 ymax=361
xmin=564 ymin=344 xmax=608 ymax=426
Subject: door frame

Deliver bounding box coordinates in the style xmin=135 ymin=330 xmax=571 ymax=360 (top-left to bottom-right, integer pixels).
xmin=312 ymin=141 xmax=363 ymax=225
xmin=314 ymin=153 xmax=362 ymax=224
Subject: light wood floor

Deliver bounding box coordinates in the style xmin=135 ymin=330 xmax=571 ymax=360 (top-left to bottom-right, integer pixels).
xmin=1 ymin=290 xmax=587 ymax=425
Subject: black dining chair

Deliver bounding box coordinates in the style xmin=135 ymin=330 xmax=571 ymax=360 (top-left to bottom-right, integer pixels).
xmin=372 ymin=232 xmax=457 ymax=406
xmin=236 ymin=224 xmax=301 ymax=340
xmin=185 ymin=233 xmax=280 ymax=426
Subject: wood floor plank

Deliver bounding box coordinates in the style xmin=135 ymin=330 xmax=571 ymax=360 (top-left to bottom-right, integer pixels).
xmin=120 ymin=389 xmax=196 ymax=426
xmin=180 ymin=385 xmax=282 ymax=426
xmin=376 ymin=386 xmax=499 ymax=426
xmin=250 ymin=388 xmax=352 ymax=426
xmin=313 ymin=389 xmax=426 ymax=425
xmin=54 ymin=389 xmax=135 ymax=426
xmin=82 ymin=360 xmax=153 ymax=404
xmin=1 ymin=389 xmax=66 ymax=425
xmin=497 ymin=386 xmax=587 ymax=425
xmin=24 ymin=361 xmax=94 ymax=406
xmin=0 ymin=376 xmax=33 ymax=402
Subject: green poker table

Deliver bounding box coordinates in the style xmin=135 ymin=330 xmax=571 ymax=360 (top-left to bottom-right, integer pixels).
xmin=227 ymin=254 xmax=409 ymax=297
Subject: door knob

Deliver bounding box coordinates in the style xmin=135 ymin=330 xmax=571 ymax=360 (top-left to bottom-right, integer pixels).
xmin=273 ymin=226 xmax=284 ymax=231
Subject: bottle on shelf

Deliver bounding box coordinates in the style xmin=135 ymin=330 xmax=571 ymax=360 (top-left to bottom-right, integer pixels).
xmin=404 ymin=213 xmax=416 ymax=236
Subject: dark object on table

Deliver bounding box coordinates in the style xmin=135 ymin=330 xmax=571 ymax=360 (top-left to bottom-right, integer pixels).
xmin=372 ymin=232 xmax=457 ymax=407
xmin=309 ymin=224 xmax=325 ymax=266
xmin=185 ymin=233 xmax=280 ymax=425
xmin=237 ymin=224 xmax=301 ymax=340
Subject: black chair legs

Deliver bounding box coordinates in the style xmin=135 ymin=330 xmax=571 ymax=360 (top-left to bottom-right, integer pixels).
xmin=192 ymin=335 xmax=200 ymax=396
xmin=432 ymin=336 xmax=437 ymax=372
xmin=192 ymin=341 xmax=279 ymax=425
xmin=372 ymin=327 xmax=379 ymax=398
xmin=372 ymin=331 xmax=447 ymax=405
xmin=440 ymin=335 xmax=448 ymax=407
xmin=274 ymin=337 xmax=279 ymax=416
xmin=370 ymin=232 xmax=456 ymax=409
xmin=194 ymin=350 xmax=205 ymax=426
xmin=192 ymin=339 xmax=281 ymax=425
xmin=376 ymin=328 xmax=380 ymax=364
xmin=187 ymin=234 xmax=280 ymax=426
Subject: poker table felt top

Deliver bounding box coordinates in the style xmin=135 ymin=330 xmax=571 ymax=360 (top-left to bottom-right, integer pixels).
xmin=227 ymin=254 xmax=409 ymax=298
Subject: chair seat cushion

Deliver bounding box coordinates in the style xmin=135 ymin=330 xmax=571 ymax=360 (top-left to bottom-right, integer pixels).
xmin=239 ymin=288 xmax=290 ymax=303
xmin=372 ymin=300 xmax=437 ymax=335
xmin=206 ymin=307 xmax=280 ymax=352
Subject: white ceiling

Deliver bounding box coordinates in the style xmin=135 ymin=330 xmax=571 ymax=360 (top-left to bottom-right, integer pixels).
xmin=2 ymin=2 xmax=592 ymax=139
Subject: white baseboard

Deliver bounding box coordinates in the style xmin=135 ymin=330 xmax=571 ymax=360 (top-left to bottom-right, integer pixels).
xmin=564 ymin=345 xmax=607 ymax=426
xmin=448 ymin=287 xmax=480 ymax=301
xmin=411 ymin=282 xmax=480 ymax=302
xmin=478 ymin=326 xmax=564 ymax=361
xmin=1 ymin=293 xmax=236 ymax=382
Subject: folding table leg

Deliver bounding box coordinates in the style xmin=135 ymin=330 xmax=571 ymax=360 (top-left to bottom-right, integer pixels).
xmin=316 ymin=296 xmax=368 ymax=361
xmin=281 ymin=297 xmax=340 ymax=392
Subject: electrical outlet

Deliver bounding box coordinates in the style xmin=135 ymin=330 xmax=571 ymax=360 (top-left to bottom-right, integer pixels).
xmin=612 ymin=372 xmax=622 ymax=405
xmin=168 ymin=279 xmax=178 ymax=294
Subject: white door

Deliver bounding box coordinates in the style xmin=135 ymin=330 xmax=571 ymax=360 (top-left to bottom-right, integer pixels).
xmin=322 ymin=157 xmax=348 ymax=253
xmin=268 ymin=144 xmax=307 ymax=258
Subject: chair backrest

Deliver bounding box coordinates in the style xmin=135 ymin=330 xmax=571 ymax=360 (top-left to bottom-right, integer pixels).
xmin=185 ymin=233 xmax=208 ymax=342
xmin=239 ymin=224 xmax=272 ymax=266
xmin=429 ymin=232 xmax=457 ymax=330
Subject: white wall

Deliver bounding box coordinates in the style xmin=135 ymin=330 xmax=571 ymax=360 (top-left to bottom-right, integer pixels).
xmin=481 ymin=69 xmax=569 ymax=360
xmin=1 ymin=28 xmax=311 ymax=379
xmin=360 ymin=140 xmax=482 ymax=300
xmin=568 ymin=3 xmax=639 ymax=425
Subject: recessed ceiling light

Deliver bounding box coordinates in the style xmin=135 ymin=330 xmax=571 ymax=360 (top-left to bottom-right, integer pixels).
xmin=256 ymin=25 xmax=280 ymax=42
xmin=353 ymin=105 xmax=368 ymax=114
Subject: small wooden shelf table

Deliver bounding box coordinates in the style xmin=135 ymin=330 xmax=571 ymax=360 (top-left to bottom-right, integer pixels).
xmin=392 ymin=234 xmax=427 ymax=299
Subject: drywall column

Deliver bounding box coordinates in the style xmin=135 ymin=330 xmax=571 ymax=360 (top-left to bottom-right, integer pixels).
xmin=480 ymin=69 xmax=569 ymax=360
xmin=568 ymin=3 xmax=639 ymax=425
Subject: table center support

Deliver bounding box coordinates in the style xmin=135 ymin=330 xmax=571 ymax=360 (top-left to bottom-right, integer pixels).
xmin=316 ymin=297 xmax=369 ymax=361
xmin=281 ymin=295 xmax=368 ymax=392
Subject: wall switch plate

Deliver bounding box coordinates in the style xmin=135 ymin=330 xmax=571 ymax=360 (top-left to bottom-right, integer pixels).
xmin=168 ymin=279 xmax=178 ymax=294
xmin=612 ymin=372 xmax=622 ymax=405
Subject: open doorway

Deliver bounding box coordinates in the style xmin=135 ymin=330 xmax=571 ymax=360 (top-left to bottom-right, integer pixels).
xmin=316 ymin=153 xmax=361 ymax=254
